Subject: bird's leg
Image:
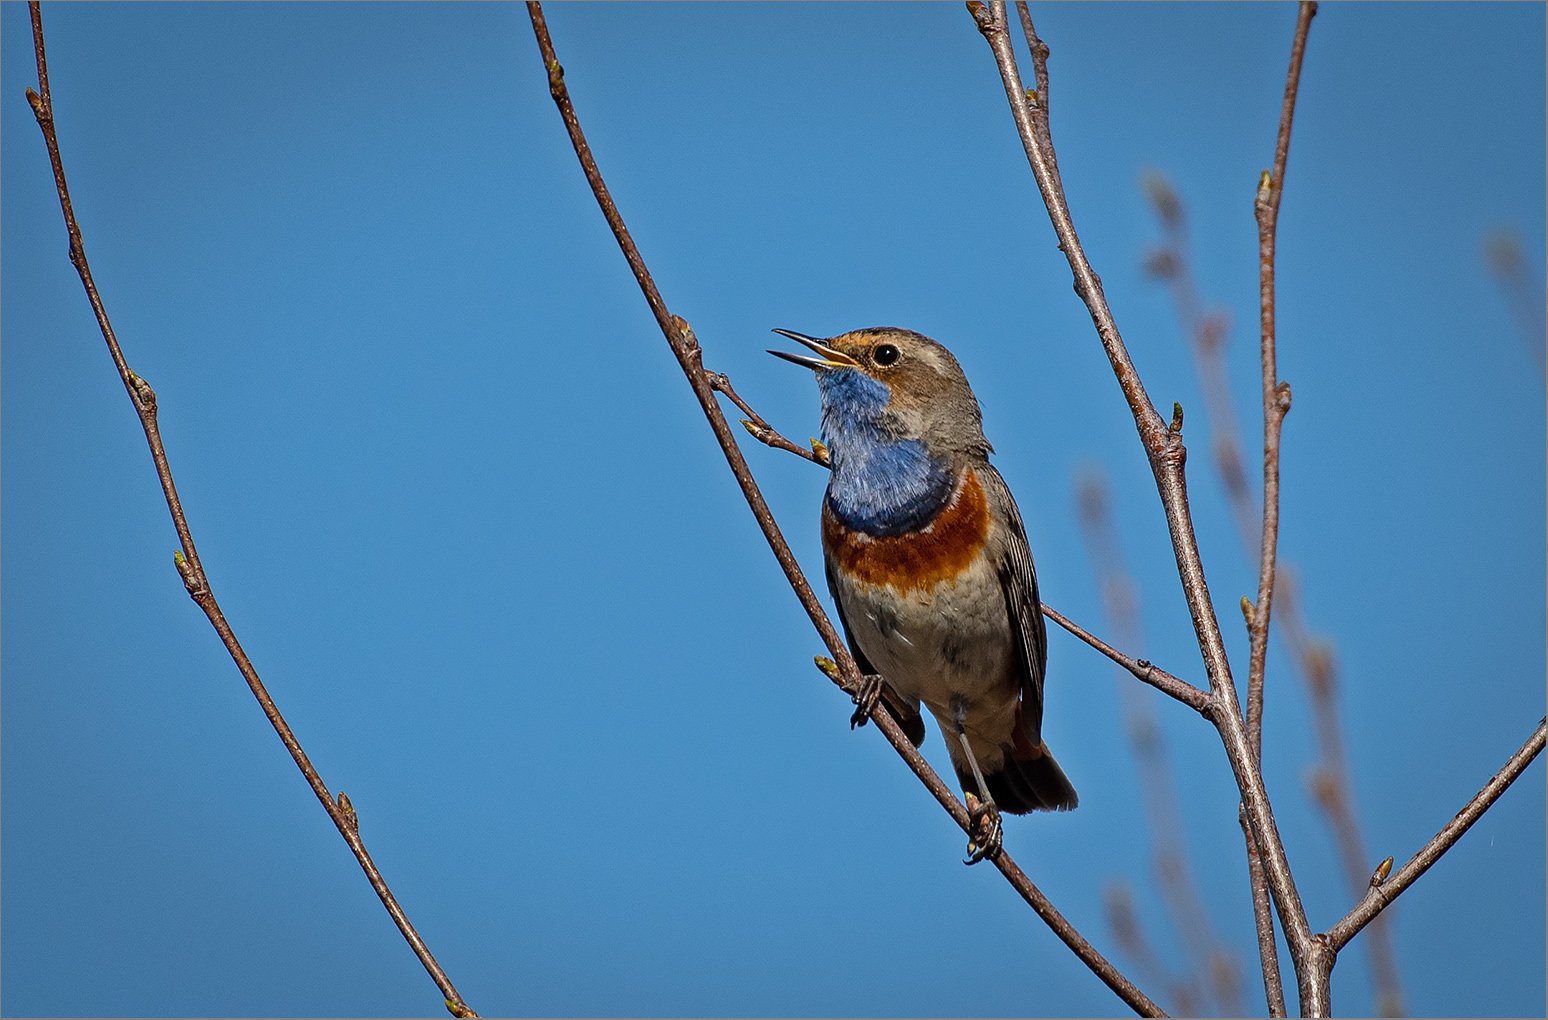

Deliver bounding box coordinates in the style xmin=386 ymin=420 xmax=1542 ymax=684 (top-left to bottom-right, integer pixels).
xmin=848 ymin=673 xmax=885 ymax=729
xmin=951 ymin=698 xmax=1002 ymax=865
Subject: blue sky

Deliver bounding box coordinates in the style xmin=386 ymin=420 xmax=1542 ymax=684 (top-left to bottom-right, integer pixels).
xmin=4 ymin=3 xmax=1543 ymax=1017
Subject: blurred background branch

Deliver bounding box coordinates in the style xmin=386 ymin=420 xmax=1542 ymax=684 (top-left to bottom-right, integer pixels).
xmin=1483 ymin=229 xmax=1546 ymax=374
xmin=1141 ymin=169 xmax=1404 ymax=1017
xmin=1078 ymin=469 xmax=1245 ymax=1018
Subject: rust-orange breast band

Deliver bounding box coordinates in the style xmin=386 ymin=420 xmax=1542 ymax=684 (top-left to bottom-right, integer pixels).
xmin=822 ymin=468 xmax=991 ymax=594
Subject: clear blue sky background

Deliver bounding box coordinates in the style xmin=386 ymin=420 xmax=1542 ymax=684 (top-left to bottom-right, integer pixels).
xmin=4 ymin=3 xmax=1543 ymax=1017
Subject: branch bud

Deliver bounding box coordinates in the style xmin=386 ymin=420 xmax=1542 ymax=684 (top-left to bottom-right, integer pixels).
xmin=809 ymin=437 xmax=829 ymax=463
xmin=670 ymin=314 xmax=701 ymax=356
xmin=127 ymin=369 xmax=157 ymax=411
xmin=1370 ymin=855 xmax=1394 ymax=887
xmin=813 ymin=656 xmax=842 ymax=684
xmin=338 ymin=791 xmax=359 ymax=833
xmin=1240 ymin=596 xmax=1255 ymax=627
xmin=966 ymin=1 xmax=996 ymax=34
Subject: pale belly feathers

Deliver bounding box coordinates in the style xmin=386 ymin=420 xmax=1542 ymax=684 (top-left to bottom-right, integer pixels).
xmin=828 ymin=546 xmax=1019 ymax=721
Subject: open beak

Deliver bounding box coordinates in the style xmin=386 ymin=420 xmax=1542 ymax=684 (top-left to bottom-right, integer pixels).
xmin=767 ymin=329 xmax=862 ymax=370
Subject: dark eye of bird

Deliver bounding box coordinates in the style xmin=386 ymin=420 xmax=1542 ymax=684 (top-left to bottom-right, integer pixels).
xmin=873 ymin=343 xmax=899 ymax=366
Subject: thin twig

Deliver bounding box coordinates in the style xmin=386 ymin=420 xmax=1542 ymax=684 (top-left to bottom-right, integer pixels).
xmin=967 ymin=2 xmax=1330 ymax=1013
xmin=705 ymin=370 xmax=828 ymax=466
xmin=1324 ymin=718 xmax=1547 ymax=952
xmin=1239 ymin=808 xmax=1288 ymax=1016
xmin=1011 ymin=1 xmax=1062 ymax=194
xmin=1041 ymin=606 xmax=1210 ymax=714
xmin=1246 ymin=0 xmax=1316 ymax=767
xmin=527 ymin=5 xmax=1162 ymax=1015
xmin=23 ymin=4 xmax=476 ymax=1016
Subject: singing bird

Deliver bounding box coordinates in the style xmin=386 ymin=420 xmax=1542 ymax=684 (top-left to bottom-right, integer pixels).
xmin=771 ymin=327 xmax=1076 ymax=862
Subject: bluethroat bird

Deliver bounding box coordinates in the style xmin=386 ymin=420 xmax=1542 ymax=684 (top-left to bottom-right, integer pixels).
xmin=771 ymin=327 xmax=1077 ymax=863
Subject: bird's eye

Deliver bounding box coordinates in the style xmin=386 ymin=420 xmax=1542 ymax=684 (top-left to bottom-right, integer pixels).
xmin=873 ymin=344 xmax=900 ymax=366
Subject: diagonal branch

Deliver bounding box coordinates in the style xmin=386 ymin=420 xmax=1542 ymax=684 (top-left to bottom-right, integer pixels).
xmin=1239 ymin=804 xmax=1289 ymax=1017
xmin=1324 ymin=718 xmax=1547 ymax=953
xmin=968 ymin=2 xmax=1330 ymax=1012
xmin=23 ymin=3 xmax=477 ymax=1016
xmin=705 ymin=370 xmax=828 ymax=466
xmin=527 ymin=4 xmax=1163 ymax=1015
xmin=1040 ymin=604 xmax=1210 ymax=713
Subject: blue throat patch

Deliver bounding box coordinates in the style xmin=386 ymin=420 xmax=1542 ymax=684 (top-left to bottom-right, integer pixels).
xmin=817 ymin=368 xmax=955 ymax=537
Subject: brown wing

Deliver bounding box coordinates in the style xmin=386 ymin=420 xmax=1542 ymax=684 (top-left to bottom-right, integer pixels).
xmin=981 ymin=465 xmax=1047 ymax=745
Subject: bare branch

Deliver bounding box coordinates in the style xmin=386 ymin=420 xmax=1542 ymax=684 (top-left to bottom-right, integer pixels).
xmin=23 ymin=4 xmax=476 ymax=1016
xmin=1040 ymin=604 xmax=1210 ymax=714
xmin=1325 ymin=718 xmax=1547 ymax=953
xmin=1246 ymin=0 xmax=1316 ymax=766
xmin=1011 ymin=0 xmax=1060 ymax=192
xmin=528 ymin=5 xmax=1162 ymax=1014
xmin=705 ymin=370 xmax=828 ymax=466
xmin=967 ymin=2 xmax=1328 ymax=1011
xmin=1240 ymin=813 xmax=1289 ymax=1017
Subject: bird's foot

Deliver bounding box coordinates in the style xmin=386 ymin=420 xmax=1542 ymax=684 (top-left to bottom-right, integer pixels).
xmin=963 ymin=791 xmax=1003 ymax=865
xmin=849 ymin=673 xmax=885 ymax=729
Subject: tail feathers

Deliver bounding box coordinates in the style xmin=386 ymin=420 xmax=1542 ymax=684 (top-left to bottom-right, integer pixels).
xmin=962 ymin=742 xmax=1078 ymax=814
